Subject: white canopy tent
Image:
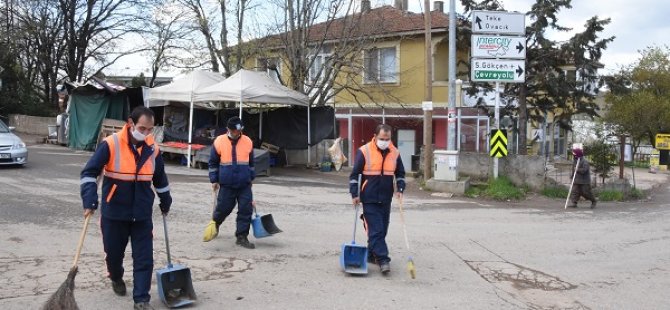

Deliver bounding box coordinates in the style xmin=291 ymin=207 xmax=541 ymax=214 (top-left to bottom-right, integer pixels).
xmin=146 ymin=70 xmax=225 ymax=104
xmin=145 ymin=70 xmax=225 ymax=167
xmin=194 ymin=69 xmax=313 ymax=163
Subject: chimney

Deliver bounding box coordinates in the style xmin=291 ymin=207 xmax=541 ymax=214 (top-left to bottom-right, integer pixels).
xmin=394 ymin=0 xmax=408 ymax=11
xmin=361 ymin=0 xmax=371 ymax=12
xmin=434 ymin=1 xmax=444 ymax=13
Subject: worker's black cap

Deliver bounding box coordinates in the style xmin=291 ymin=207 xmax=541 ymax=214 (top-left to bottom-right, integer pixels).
xmin=227 ymin=116 xmax=244 ymax=130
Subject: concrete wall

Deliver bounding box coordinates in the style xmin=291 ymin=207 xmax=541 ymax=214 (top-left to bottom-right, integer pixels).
xmin=458 ymin=152 xmax=548 ymax=191
xmin=8 ymin=114 xmax=55 ymax=136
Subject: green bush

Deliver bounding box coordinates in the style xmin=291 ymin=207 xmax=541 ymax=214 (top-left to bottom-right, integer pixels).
xmin=598 ymin=190 xmax=624 ymax=202
xmin=542 ymin=186 xmax=569 ymax=199
xmin=484 ymin=176 xmax=525 ymax=201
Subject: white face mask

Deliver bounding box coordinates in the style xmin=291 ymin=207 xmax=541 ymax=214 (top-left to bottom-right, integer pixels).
xmin=376 ymin=139 xmax=390 ymax=150
xmin=228 ymin=132 xmax=240 ymax=140
xmin=131 ymin=127 xmax=147 ymax=142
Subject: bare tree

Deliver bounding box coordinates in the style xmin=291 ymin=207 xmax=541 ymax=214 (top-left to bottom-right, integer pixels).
xmin=142 ymin=3 xmax=195 ymax=87
xmin=178 ymin=0 xmax=254 ymax=76
xmin=13 ymin=0 xmax=67 ymax=110
xmin=57 ymin=0 xmax=153 ymax=82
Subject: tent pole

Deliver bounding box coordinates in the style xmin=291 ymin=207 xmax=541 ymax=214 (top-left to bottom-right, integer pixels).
xmin=187 ymin=98 xmax=194 ymax=168
xmin=187 ymin=73 xmax=196 ymax=169
xmin=239 ymin=71 xmax=243 ymax=118
xmin=259 ymin=106 xmax=263 ymax=140
xmin=307 ymin=103 xmax=311 ymax=165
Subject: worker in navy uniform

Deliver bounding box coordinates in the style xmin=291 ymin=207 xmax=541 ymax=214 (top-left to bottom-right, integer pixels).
xmin=349 ymin=124 xmax=406 ymax=274
xmin=80 ymin=106 xmax=172 ymax=310
xmin=202 ymin=116 xmax=256 ymax=249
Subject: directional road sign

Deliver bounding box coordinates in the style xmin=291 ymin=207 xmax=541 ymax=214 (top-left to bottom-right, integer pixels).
xmin=471 ymin=59 xmax=525 ymax=83
xmin=490 ymin=129 xmax=508 ymax=158
xmin=471 ymin=35 xmax=525 ymax=59
xmin=472 ymin=11 xmax=525 ymax=35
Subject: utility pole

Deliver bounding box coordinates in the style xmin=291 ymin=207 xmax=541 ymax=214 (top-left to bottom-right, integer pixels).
xmin=447 ymin=0 xmax=457 ymax=151
xmin=422 ymin=0 xmax=433 ymax=180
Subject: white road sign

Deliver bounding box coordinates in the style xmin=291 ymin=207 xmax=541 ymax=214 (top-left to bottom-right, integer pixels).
xmin=472 ymin=11 xmax=525 ymax=35
xmin=471 ymin=35 xmax=526 ymax=59
xmin=471 ymin=59 xmax=525 ymax=83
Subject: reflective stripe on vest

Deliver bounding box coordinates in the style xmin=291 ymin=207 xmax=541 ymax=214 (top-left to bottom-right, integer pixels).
xmin=214 ymin=135 xmax=253 ymax=166
xmin=103 ymin=124 xmax=158 ymax=182
xmin=360 ymin=140 xmax=399 ymax=176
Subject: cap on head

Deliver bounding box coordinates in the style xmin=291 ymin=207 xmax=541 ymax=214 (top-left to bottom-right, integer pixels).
xmin=227 ymin=116 xmax=244 ymax=131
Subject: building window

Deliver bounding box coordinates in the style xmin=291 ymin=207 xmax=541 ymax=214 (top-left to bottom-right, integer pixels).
xmin=364 ymin=47 xmax=398 ymax=84
xmin=258 ymin=57 xmax=282 ymax=83
xmin=309 ymin=54 xmax=332 ymax=84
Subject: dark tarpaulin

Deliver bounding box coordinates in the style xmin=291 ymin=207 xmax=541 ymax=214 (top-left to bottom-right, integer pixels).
xmin=262 ymin=106 xmax=334 ymax=150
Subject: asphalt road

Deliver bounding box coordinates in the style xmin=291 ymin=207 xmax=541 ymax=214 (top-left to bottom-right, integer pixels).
xmin=0 ymin=143 xmax=669 ymax=309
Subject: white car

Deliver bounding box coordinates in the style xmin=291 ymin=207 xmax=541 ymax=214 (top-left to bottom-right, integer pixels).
xmin=0 ymin=119 xmax=28 ymax=166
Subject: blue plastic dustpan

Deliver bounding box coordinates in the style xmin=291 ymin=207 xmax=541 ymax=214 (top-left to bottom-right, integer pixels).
xmin=156 ymin=214 xmax=196 ymax=308
xmin=156 ymin=264 xmax=196 ymax=308
xmin=251 ymin=205 xmax=282 ymax=239
xmin=340 ymin=241 xmax=368 ymax=274
xmin=252 ymin=214 xmax=271 ymax=238
xmin=341 ymin=185 xmax=368 ymax=275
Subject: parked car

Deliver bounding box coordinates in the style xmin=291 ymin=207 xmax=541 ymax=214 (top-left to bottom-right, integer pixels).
xmin=0 ymin=119 xmax=28 ymax=166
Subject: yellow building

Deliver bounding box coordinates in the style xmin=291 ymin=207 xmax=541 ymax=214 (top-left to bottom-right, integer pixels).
xmin=244 ymin=2 xmax=489 ymax=169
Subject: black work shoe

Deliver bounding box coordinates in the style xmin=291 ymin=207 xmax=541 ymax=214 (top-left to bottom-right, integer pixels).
xmin=590 ymin=200 xmax=597 ymax=209
xmin=133 ymin=302 xmax=154 ymax=310
xmin=111 ymin=279 xmax=126 ymax=296
xmin=236 ymin=236 xmax=256 ymax=249
xmin=380 ymin=262 xmax=391 ymax=274
xmin=367 ymin=257 xmax=378 ymax=265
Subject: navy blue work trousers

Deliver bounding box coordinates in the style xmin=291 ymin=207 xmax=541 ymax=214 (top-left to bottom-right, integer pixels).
xmin=101 ymin=217 xmax=154 ymax=303
xmin=213 ymin=185 xmax=253 ymax=237
xmin=362 ymin=202 xmax=392 ymax=264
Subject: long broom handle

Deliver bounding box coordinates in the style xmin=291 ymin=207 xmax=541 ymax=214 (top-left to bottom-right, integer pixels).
xmin=162 ymin=214 xmax=173 ymax=267
xmin=212 ymin=188 xmax=218 ymax=213
xmin=72 ymin=213 xmax=92 ymax=268
xmin=564 ymin=157 xmax=581 ymax=209
xmin=352 ymin=174 xmax=362 ymax=243
xmin=398 ymin=196 xmax=411 ymax=252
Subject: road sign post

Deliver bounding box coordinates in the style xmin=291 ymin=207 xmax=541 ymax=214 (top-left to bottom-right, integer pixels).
xmin=471 ymin=10 xmax=525 ymax=179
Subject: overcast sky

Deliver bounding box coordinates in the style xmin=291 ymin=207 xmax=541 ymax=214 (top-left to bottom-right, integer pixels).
xmin=405 ymin=0 xmax=670 ymax=74
xmin=108 ymin=0 xmax=670 ymax=77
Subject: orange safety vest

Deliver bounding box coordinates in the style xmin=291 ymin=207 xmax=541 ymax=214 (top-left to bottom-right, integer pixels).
xmin=214 ymin=134 xmax=253 ymax=166
xmin=359 ymin=139 xmax=399 ymax=176
xmin=103 ymin=124 xmax=159 ymax=182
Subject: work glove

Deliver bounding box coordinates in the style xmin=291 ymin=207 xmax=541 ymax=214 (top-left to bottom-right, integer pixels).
xmin=158 ymin=192 xmax=172 ymax=215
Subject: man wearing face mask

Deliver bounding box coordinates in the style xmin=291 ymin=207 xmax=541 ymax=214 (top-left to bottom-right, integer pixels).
xmin=80 ymin=106 xmax=172 ymax=310
xmin=203 ymin=116 xmax=256 ymax=249
xmin=349 ymin=124 xmax=406 ymax=274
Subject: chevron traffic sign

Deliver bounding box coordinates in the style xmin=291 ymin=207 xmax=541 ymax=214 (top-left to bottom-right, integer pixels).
xmin=490 ymin=129 xmax=508 ymax=158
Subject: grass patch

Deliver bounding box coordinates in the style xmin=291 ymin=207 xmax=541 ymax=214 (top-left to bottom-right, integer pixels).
xmin=465 ymin=186 xmax=483 ymax=198
xmin=484 ymin=176 xmax=526 ymax=201
xmin=598 ymin=190 xmax=624 ymax=202
xmin=629 ymin=188 xmax=644 ymax=200
xmin=542 ymin=186 xmax=569 ymax=199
